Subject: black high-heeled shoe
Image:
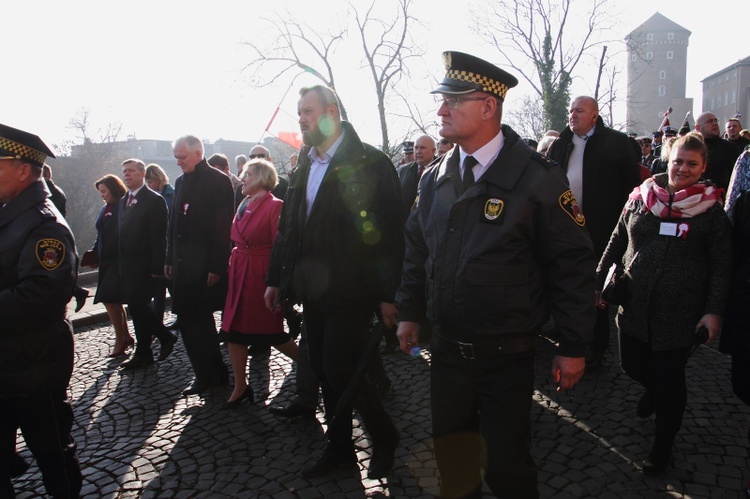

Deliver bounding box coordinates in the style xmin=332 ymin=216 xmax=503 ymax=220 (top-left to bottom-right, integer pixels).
xmin=220 ymin=387 xmax=254 ymax=410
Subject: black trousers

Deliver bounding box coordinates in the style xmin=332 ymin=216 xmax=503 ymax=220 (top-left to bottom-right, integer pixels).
xmin=0 ymin=389 xmax=81 ymax=498
xmin=128 ymin=300 xmax=173 ymax=359
xmin=619 ymin=332 xmax=691 ymax=438
xmin=430 ymin=334 xmax=538 ymax=499
xmin=590 ymin=305 xmax=611 ymax=354
xmin=179 ymin=310 xmax=227 ymax=384
xmin=302 ymin=302 xmax=394 ymax=455
xmin=292 ymin=312 xmax=390 ymax=411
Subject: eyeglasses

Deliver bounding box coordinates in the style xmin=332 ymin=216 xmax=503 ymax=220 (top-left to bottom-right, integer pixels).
xmin=249 ymin=154 xmax=266 ymax=159
xmin=434 ymin=95 xmax=489 ymax=109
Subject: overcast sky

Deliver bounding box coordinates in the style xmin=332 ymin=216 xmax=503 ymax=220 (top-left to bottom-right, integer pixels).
xmin=4 ymin=0 xmax=748 ymax=152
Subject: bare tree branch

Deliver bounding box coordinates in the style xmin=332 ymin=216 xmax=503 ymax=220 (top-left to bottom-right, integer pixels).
xmin=473 ymin=0 xmax=615 ymax=130
xmin=353 ymin=0 xmax=423 ymax=152
xmin=241 ymin=8 xmax=350 ymax=119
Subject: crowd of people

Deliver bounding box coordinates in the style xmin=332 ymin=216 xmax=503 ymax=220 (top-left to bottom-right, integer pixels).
xmin=3 ymin=49 xmax=750 ymax=498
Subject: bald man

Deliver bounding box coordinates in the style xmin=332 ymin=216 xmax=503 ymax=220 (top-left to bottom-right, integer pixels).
xmin=547 ymin=95 xmax=641 ymax=370
xmin=396 ymin=134 xmax=436 ymax=218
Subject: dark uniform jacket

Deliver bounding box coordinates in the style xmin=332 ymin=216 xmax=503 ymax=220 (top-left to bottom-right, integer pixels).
xmin=0 ymin=181 xmax=77 ymax=396
xmin=167 ymin=160 xmax=234 ymax=314
xmin=396 ymin=126 xmax=596 ymax=357
xmin=266 ymin=122 xmax=404 ymax=309
xmin=547 ymin=116 xmax=641 ymax=258
xmin=45 ymin=178 xmax=67 ymax=217
xmin=397 ymin=161 xmax=420 ymax=218
xmin=118 ymin=186 xmax=168 ymax=303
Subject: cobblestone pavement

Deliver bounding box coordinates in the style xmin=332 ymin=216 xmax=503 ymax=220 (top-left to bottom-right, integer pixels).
xmin=10 ymin=311 xmax=750 ymax=498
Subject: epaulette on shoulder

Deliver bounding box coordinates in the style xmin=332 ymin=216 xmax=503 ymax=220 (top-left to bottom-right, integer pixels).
xmin=530 ymin=150 xmax=556 ymax=169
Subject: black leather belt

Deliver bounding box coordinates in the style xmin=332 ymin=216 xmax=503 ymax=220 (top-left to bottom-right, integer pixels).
xmin=433 ymin=330 xmax=539 ymax=360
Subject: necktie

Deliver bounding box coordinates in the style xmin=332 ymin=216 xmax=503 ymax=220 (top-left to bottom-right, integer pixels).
xmin=462 ymin=156 xmax=477 ymax=192
xmin=127 ymin=193 xmax=135 ymax=208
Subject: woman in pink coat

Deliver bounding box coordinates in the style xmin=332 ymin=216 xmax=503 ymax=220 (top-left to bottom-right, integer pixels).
xmin=220 ymin=159 xmax=297 ymax=409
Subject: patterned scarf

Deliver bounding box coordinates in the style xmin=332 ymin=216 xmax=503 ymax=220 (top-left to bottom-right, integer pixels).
xmin=629 ymin=175 xmax=724 ymax=219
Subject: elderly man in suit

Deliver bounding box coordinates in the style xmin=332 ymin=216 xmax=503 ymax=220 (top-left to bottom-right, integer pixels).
xmin=166 ymin=136 xmax=232 ymax=396
xmin=119 ymin=158 xmax=177 ymax=369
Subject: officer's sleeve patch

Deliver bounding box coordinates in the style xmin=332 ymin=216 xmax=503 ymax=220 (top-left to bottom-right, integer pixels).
xmin=36 ymin=238 xmax=66 ymax=270
xmin=559 ymin=190 xmax=586 ymax=227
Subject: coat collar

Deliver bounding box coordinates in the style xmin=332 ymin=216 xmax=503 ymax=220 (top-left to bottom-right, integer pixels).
xmin=0 ymin=180 xmax=49 ymax=230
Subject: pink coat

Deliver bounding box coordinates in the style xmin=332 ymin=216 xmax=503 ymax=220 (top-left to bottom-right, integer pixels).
xmin=221 ymin=191 xmax=283 ymax=335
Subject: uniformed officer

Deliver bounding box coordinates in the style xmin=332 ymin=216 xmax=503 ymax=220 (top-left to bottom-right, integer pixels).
xmin=0 ymin=124 xmax=83 ymax=498
xmin=396 ymin=52 xmax=596 ymax=498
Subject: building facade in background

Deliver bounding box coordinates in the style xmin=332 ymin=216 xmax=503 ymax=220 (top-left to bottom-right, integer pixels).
xmin=701 ymin=56 xmax=750 ymax=127
xmin=626 ymin=13 xmax=693 ymax=135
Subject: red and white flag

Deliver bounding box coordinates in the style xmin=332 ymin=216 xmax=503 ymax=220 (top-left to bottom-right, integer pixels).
xmin=264 ymin=107 xmax=302 ymax=150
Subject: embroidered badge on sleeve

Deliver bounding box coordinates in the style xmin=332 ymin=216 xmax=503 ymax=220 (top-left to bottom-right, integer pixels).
xmin=559 ymin=190 xmax=586 ymax=227
xmin=36 ymin=238 xmax=66 ymax=271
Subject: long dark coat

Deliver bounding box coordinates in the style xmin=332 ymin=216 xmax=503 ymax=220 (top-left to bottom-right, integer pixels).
xmin=92 ymin=202 xmax=122 ymax=304
xmin=597 ymin=175 xmax=732 ymax=351
xmin=547 ymin=116 xmax=641 ymax=257
xmin=167 ymin=160 xmax=234 ymax=314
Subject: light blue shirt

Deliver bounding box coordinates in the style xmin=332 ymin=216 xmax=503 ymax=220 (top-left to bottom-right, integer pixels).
xmin=306 ymin=130 xmax=346 ymax=218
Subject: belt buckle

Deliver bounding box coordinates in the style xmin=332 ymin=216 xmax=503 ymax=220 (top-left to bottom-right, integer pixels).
xmin=457 ymin=341 xmax=475 ymax=360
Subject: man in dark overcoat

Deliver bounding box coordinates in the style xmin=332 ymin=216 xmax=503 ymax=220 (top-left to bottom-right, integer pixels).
xmin=265 ymin=85 xmax=404 ymax=479
xmin=547 ymin=96 xmax=641 ymax=369
xmin=0 ymin=123 xmax=82 ymax=498
xmin=118 ymin=158 xmax=177 ymax=369
xmin=166 ymin=135 xmax=232 ymax=396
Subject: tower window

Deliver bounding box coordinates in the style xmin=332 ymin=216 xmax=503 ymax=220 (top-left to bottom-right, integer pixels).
xmin=667 ymin=51 xmax=673 ymax=59
xmin=659 ymin=70 xmax=666 ymax=80
xmin=659 ymin=85 xmax=666 ymax=97
xmin=647 ymin=33 xmax=653 ymax=41
xmin=667 ymin=33 xmax=674 ymax=40
xmin=646 ymin=52 xmax=653 ymax=60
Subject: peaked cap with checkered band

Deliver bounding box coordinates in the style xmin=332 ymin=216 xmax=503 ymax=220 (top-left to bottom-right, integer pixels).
xmin=0 ymin=123 xmax=55 ymax=167
xmin=432 ymin=51 xmax=518 ymax=102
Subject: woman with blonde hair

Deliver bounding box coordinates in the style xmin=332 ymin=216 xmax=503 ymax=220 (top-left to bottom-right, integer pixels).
xmin=219 ymin=159 xmax=297 ymax=409
xmin=144 ymin=163 xmax=174 ymax=321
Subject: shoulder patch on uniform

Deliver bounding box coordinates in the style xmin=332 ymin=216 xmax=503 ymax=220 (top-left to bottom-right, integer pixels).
xmin=36 ymin=238 xmax=66 ymax=271
xmin=559 ymin=190 xmax=585 ymax=227
xmin=531 ymin=150 xmax=556 ymax=168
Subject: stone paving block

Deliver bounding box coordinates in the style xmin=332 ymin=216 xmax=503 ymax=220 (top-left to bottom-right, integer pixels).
xmin=11 ymin=316 xmax=750 ymax=498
